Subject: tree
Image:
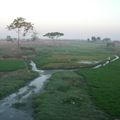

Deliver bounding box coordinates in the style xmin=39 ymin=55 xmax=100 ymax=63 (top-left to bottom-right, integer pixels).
xmin=55 ymin=32 xmax=64 ymax=39
xmin=96 ymin=37 xmax=101 ymax=41
xmin=7 ymin=17 xmax=34 ymax=48
xmin=31 ymin=31 xmax=39 ymax=41
xmin=43 ymin=33 xmax=52 ymax=39
xmin=6 ymin=35 xmax=13 ymax=42
xmin=91 ymin=36 xmax=101 ymax=42
xmin=43 ymin=32 xmax=64 ymax=39
xmin=91 ymin=36 xmax=97 ymax=42
xmin=87 ymin=38 xmax=90 ymax=42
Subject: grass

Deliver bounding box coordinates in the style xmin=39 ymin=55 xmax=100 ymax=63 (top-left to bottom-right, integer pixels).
xmin=0 ymin=40 xmax=120 ymax=119
xmin=0 ymin=40 xmax=116 ymax=69
xmin=0 ymin=69 xmax=37 ymax=99
xmin=33 ymin=71 xmax=110 ymax=120
xmin=77 ymin=59 xmax=120 ymax=118
xmin=0 ymin=59 xmax=26 ymax=71
xmin=0 ymin=42 xmax=39 ymax=99
xmin=0 ymin=49 xmax=38 ymax=100
xmin=31 ymin=41 xmax=115 ymax=69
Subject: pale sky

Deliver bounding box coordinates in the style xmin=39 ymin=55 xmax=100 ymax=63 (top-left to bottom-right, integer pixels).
xmin=0 ymin=0 xmax=120 ymax=40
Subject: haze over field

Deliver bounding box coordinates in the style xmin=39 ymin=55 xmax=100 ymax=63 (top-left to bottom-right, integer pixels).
xmin=0 ymin=0 xmax=120 ymax=39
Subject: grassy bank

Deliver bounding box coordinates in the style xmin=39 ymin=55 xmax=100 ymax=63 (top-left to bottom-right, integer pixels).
xmin=77 ymin=59 xmax=120 ymax=118
xmin=0 ymin=58 xmax=38 ymax=99
xmin=0 ymin=59 xmax=25 ymax=71
xmin=33 ymin=71 xmax=109 ymax=120
xmin=0 ymin=69 xmax=37 ymax=99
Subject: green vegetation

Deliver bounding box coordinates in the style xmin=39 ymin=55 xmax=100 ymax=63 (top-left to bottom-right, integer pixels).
xmin=7 ymin=17 xmax=34 ymax=49
xmin=0 ymin=40 xmax=120 ymax=119
xmin=0 ymin=69 xmax=37 ymax=99
xmin=0 ymin=40 xmax=117 ymax=69
xmin=32 ymin=41 xmax=114 ymax=69
xmin=77 ymin=59 xmax=120 ymax=118
xmin=0 ymin=46 xmax=38 ymax=100
xmin=0 ymin=59 xmax=25 ymax=71
xmin=33 ymin=71 xmax=109 ymax=120
xmin=43 ymin=32 xmax=64 ymax=39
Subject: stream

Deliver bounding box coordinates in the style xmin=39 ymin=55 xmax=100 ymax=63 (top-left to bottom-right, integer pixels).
xmin=0 ymin=61 xmax=58 ymax=120
xmin=92 ymin=55 xmax=119 ymax=69
xmin=0 ymin=55 xmax=119 ymax=120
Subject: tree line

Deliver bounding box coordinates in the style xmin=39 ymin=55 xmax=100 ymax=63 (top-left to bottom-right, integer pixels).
xmin=87 ymin=36 xmax=111 ymax=43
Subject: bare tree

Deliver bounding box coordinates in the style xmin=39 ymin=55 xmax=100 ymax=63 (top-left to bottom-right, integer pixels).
xmin=7 ymin=17 xmax=34 ymax=48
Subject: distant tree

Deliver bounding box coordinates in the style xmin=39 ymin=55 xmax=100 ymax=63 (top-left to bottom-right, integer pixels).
xmin=91 ymin=36 xmax=97 ymax=42
xmin=91 ymin=36 xmax=102 ymax=42
xmin=55 ymin=32 xmax=64 ymax=39
xmin=43 ymin=33 xmax=53 ymax=39
xmin=96 ymin=37 xmax=101 ymax=41
xmin=87 ymin=38 xmax=90 ymax=42
xmin=6 ymin=35 xmax=13 ymax=42
xmin=43 ymin=32 xmax=64 ymax=39
xmin=31 ymin=31 xmax=39 ymax=41
xmin=7 ymin=17 xmax=34 ymax=49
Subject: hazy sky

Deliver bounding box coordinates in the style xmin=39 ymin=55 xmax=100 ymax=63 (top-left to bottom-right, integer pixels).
xmin=0 ymin=0 xmax=120 ymax=40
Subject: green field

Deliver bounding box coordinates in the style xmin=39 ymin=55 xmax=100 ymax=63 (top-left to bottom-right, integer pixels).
xmin=0 ymin=40 xmax=120 ymax=119
xmin=33 ymin=71 xmax=110 ymax=120
xmin=31 ymin=41 xmax=115 ymax=69
xmin=77 ymin=59 xmax=120 ymax=118
xmin=0 ymin=59 xmax=25 ymax=71
xmin=0 ymin=40 xmax=116 ymax=69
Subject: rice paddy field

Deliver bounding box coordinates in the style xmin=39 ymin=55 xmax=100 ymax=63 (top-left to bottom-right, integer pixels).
xmin=20 ymin=40 xmax=118 ymax=69
xmin=77 ymin=59 xmax=120 ymax=119
xmin=32 ymin=71 xmax=110 ymax=120
xmin=0 ymin=40 xmax=120 ymax=120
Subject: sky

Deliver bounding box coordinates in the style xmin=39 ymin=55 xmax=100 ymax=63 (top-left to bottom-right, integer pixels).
xmin=0 ymin=0 xmax=120 ymax=40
